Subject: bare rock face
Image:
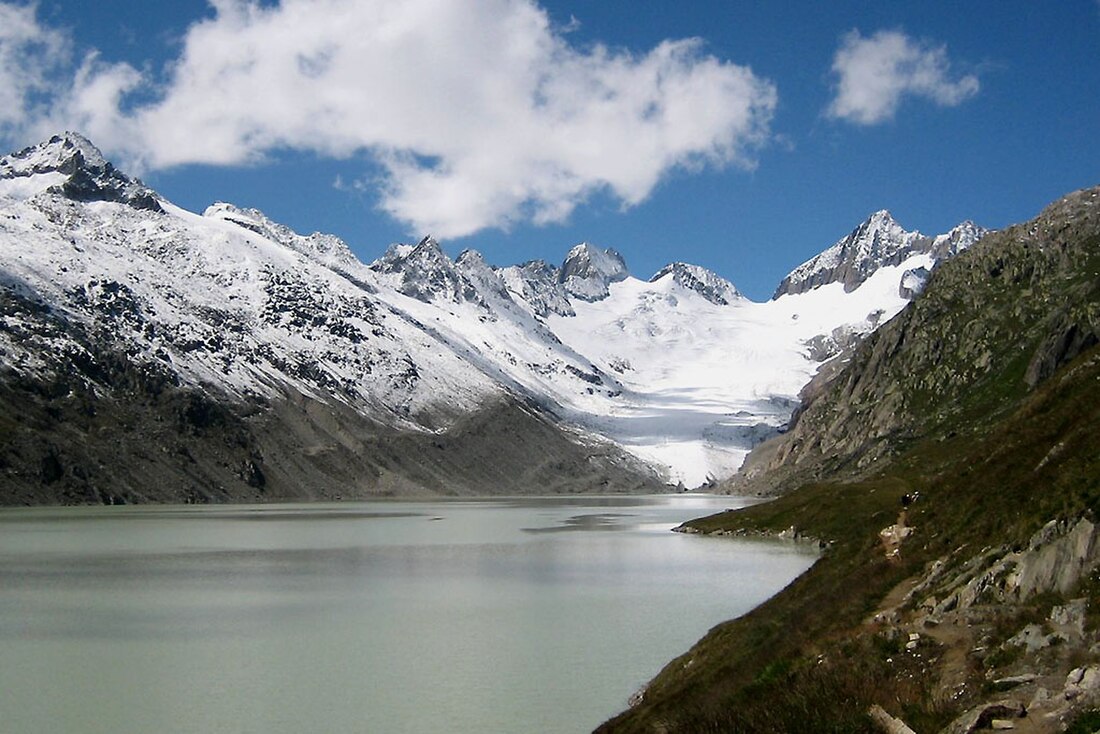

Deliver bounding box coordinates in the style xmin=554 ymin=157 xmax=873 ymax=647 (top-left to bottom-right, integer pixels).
xmin=942 ymin=700 xmax=1026 ymax=734
xmin=898 ymin=266 xmax=930 ymax=299
xmin=933 ymin=519 xmax=1100 ymax=615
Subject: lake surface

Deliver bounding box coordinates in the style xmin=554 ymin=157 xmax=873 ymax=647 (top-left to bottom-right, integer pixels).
xmin=0 ymin=495 xmax=817 ymax=733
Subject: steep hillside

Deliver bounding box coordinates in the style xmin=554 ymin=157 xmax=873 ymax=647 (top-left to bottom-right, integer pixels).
xmin=0 ymin=282 xmax=660 ymax=504
xmin=601 ymin=187 xmax=1100 ymax=733
xmin=735 ymin=187 xmax=1100 ymax=495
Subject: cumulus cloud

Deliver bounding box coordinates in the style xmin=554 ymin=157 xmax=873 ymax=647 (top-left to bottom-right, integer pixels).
xmin=0 ymin=2 xmax=70 ymax=129
xmin=826 ymin=29 xmax=979 ymax=125
xmin=0 ymin=0 xmax=777 ymax=239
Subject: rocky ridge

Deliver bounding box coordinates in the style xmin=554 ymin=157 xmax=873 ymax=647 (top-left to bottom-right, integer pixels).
xmin=774 ymin=211 xmax=987 ymax=298
xmin=0 ymin=132 xmax=162 ymax=212
xmin=0 ymin=134 xmax=663 ymax=502
xmin=650 ymin=262 xmax=742 ymax=306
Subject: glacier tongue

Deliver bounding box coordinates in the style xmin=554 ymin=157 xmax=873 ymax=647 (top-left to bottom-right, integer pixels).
xmin=546 ymin=258 xmax=927 ymax=486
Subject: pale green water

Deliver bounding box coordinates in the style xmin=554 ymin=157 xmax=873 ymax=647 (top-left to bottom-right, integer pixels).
xmin=0 ymin=495 xmax=817 ymax=733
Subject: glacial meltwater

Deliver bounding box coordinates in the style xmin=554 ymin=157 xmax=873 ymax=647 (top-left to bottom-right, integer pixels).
xmin=0 ymin=495 xmax=816 ymax=733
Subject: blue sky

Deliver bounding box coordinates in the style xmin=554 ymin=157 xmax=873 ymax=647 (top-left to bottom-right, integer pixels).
xmin=2 ymin=0 xmax=1097 ymax=300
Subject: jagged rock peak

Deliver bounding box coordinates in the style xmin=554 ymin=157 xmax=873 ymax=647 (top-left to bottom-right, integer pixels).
xmin=775 ymin=210 xmax=923 ymax=297
xmin=205 ymin=202 xmax=356 ymax=267
xmin=930 ymin=220 xmax=989 ymax=259
xmin=499 ymin=259 xmax=575 ymax=318
xmin=454 ymin=248 xmax=488 ymax=269
xmin=773 ymin=209 xmax=988 ymax=299
xmin=0 ymin=132 xmax=162 ymax=212
xmin=370 ymin=235 xmax=484 ymax=304
xmin=559 ymin=242 xmax=629 ymax=302
xmin=372 ymin=235 xmax=449 ymax=272
xmin=455 ymin=249 xmax=514 ymax=307
xmin=650 ymin=262 xmax=742 ymax=306
xmin=2 ymin=132 xmax=108 ymax=173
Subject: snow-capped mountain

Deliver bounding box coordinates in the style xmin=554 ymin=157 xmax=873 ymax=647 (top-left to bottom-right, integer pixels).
xmin=650 ymin=262 xmax=742 ymax=306
xmin=773 ymin=210 xmax=987 ymax=298
xmin=0 ymin=133 xmax=989 ymax=495
xmin=560 ymin=242 xmax=630 ymax=301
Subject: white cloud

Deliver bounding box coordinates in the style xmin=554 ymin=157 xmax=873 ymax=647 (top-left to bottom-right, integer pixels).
xmin=0 ymin=0 xmax=777 ymax=239
xmin=826 ymin=29 xmax=979 ymax=125
xmin=30 ymin=52 xmax=146 ymax=152
xmin=0 ymin=2 xmax=70 ymax=130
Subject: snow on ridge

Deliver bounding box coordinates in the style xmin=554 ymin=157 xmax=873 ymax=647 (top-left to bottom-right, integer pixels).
xmin=1 ymin=132 xmax=108 ymax=175
xmin=204 ymin=202 xmax=357 ymax=271
xmin=560 ymin=242 xmax=629 ymax=302
xmin=499 ymin=260 xmax=576 ymax=318
xmin=773 ymin=210 xmax=988 ymax=299
xmin=650 ymin=262 xmax=742 ymax=306
xmin=0 ymin=133 xmax=989 ymax=488
xmin=0 ymin=191 xmax=502 ymax=430
xmin=0 ymin=133 xmax=161 ymax=211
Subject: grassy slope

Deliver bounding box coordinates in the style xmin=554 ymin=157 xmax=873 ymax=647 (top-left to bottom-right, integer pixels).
xmin=599 ymin=188 xmax=1100 ymax=732
xmin=600 ymin=346 xmax=1100 ymax=734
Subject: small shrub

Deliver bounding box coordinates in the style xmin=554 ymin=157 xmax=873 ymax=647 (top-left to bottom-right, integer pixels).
xmin=1065 ymin=708 xmax=1100 ymax=734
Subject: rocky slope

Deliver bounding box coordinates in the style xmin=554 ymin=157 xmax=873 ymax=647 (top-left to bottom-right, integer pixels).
xmin=601 ymin=186 xmax=1100 ymax=733
xmin=735 ymin=187 xmax=1099 ymax=495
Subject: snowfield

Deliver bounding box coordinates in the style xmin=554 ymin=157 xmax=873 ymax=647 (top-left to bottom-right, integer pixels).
xmin=548 ymin=257 xmax=932 ymax=485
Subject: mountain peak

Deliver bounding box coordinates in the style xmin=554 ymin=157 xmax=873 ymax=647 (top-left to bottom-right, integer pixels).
xmin=204 ymin=202 xmax=356 ymax=268
xmin=0 ymin=132 xmax=161 ymax=212
xmin=650 ymin=262 xmax=741 ymax=306
xmin=559 ymin=242 xmax=629 ymax=302
xmin=867 ymin=208 xmax=896 ymax=224
xmin=370 ymin=235 xmax=469 ymax=303
xmin=773 ymin=209 xmax=970 ymax=298
xmin=930 ymin=220 xmax=989 ymax=260
xmin=855 ymin=209 xmax=908 ymax=240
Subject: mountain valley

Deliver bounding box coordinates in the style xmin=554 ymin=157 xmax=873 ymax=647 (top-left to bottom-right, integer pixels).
xmin=601 ymin=186 xmax=1100 ymax=732
xmin=0 ymin=133 xmax=985 ymax=502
